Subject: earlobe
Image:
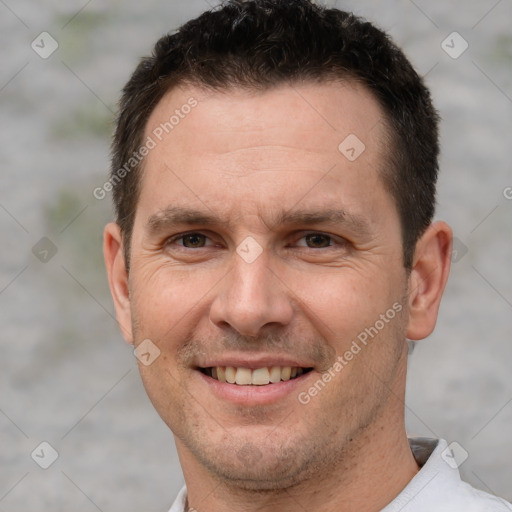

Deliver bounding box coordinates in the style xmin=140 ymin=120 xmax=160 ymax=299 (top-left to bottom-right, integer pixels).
xmin=406 ymin=221 xmax=452 ymax=341
xmin=103 ymin=222 xmax=134 ymax=344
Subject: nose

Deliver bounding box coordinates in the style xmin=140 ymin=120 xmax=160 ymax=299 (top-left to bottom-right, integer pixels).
xmin=209 ymin=248 xmax=294 ymax=338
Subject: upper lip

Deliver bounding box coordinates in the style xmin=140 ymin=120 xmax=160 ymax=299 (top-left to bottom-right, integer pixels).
xmin=196 ymin=354 xmax=314 ymax=370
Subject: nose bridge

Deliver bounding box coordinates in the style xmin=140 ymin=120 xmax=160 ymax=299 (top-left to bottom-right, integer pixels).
xmin=209 ymin=247 xmax=293 ymax=337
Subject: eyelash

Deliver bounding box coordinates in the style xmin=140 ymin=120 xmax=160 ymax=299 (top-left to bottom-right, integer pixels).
xmin=165 ymin=231 xmax=346 ymax=250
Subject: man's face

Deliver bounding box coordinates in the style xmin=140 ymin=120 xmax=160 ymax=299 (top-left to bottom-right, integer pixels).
xmin=124 ymin=82 xmax=410 ymax=487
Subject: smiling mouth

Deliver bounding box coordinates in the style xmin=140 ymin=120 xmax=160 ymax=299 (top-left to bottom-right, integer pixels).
xmin=199 ymin=366 xmax=313 ymax=386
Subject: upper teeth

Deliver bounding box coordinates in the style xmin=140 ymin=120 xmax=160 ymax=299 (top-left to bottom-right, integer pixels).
xmin=209 ymin=366 xmax=305 ymax=385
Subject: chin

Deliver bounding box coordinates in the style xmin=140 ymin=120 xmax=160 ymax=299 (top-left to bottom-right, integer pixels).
xmin=194 ymin=440 xmax=318 ymax=492
xmin=210 ymin=460 xmax=308 ymax=492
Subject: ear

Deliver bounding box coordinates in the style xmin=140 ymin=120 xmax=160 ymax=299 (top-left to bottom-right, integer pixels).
xmin=103 ymin=222 xmax=134 ymax=344
xmin=406 ymin=221 xmax=452 ymax=340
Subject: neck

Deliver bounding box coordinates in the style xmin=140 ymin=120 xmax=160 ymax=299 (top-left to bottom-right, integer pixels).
xmin=177 ymin=357 xmax=419 ymax=512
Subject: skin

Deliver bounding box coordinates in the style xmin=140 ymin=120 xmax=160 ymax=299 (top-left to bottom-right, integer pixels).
xmin=104 ymin=81 xmax=452 ymax=512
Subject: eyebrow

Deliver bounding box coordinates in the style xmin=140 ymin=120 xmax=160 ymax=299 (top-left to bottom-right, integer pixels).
xmin=146 ymin=205 xmax=372 ymax=237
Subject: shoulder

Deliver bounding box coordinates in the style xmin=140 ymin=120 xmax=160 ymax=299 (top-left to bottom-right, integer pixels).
xmin=442 ymin=479 xmax=512 ymax=511
xmin=382 ymin=438 xmax=512 ymax=512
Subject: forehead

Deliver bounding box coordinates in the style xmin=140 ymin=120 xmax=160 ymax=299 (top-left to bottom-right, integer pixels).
xmin=137 ymin=80 xmax=393 ymax=229
xmin=145 ymin=80 xmax=387 ymax=158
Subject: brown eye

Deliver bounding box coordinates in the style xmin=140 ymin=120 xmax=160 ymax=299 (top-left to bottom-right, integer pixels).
xmin=304 ymin=234 xmax=332 ymax=248
xmin=181 ymin=233 xmax=207 ymax=248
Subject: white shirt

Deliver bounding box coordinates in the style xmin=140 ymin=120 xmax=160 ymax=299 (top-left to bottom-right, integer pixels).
xmin=168 ymin=438 xmax=512 ymax=511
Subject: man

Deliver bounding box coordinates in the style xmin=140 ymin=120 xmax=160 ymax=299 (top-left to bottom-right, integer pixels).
xmin=103 ymin=1 xmax=512 ymax=510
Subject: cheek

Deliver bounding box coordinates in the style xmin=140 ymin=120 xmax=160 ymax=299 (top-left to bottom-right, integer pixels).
xmin=130 ymin=263 xmax=214 ymax=337
xmin=137 ymin=354 xmax=189 ymax=436
xmin=298 ymin=268 xmax=397 ymax=346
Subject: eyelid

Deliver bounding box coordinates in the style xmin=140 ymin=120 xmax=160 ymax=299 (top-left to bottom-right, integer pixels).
xmin=292 ymin=231 xmax=347 ymax=248
xmin=165 ymin=230 xmax=347 ymax=249
xmin=165 ymin=231 xmax=217 ymax=246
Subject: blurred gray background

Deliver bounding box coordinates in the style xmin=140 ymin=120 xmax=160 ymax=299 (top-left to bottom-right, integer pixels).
xmin=1 ymin=0 xmax=511 ymax=510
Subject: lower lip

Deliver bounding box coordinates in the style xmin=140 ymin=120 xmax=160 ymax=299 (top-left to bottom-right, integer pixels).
xmin=196 ymin=370 xmax=313 ymax=406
